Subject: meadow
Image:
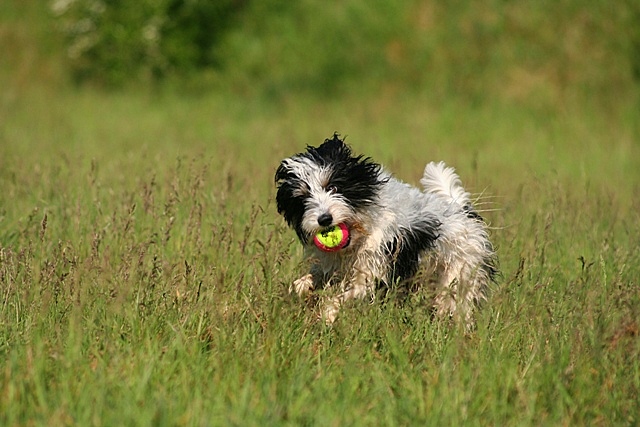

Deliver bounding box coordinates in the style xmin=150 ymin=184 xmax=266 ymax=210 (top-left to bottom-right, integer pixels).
xmin=2 ymin=1 xmax=640 ymax=425
xmin=1 ymin=85 xmax=638 ymax=426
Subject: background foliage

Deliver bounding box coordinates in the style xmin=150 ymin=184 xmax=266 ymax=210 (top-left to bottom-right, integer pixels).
xmin=47 ymin=0 xmax=640 ymax=105
xmin=51 ymin=0 xmax=244 ymax=85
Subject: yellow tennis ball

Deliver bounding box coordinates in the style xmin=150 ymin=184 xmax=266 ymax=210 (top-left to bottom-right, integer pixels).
xmin=313 ymin=223 xmax=350 ymax=252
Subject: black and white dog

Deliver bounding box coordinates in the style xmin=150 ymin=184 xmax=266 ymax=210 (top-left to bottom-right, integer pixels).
xmin=275 ymin=134 xmax=497 ymax=325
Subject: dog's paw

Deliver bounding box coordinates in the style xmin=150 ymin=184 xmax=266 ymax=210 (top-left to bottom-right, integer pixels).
xmin=320 ymin=299 xmax=340 ymax=325
xmin=290 ymin=273 xmax=314 ymax=296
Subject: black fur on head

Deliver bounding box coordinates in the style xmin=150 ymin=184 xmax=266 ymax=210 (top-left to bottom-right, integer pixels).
xmin=305 ymin=134 xmax=385 ymax=209
xmin=275 ymin=133 xmax=386 ymax=242
xmin=274 ymin=164 xmax=307 ymax=241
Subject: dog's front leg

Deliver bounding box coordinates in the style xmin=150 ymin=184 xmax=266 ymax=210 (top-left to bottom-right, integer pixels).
xmin=291 ymin=273 xmax=314 ymax=296
xmin=290 ymin=264 xmax=326 ymax=296
xmin=322 ymin=267 xmax=375 ymax=324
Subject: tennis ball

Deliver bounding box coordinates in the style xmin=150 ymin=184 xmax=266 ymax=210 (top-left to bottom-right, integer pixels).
xmin=313 ymin=223 xmax=350 ymax=252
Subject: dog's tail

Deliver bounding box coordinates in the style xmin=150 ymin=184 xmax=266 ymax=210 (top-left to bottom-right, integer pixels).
xmin=420 ymin=161 xmax=471 ymax=206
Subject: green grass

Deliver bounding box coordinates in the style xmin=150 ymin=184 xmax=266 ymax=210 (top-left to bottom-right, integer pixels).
xmin=1 ymin=86 xmax=639 ymax=426
xmin=2 ymin=1 xmax=639 ymax=424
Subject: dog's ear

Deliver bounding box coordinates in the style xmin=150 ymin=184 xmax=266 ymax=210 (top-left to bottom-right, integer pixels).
xmin=274 ymin=161 xmax=288 ymax=184
xmin=274 ymin=169 xmax=308 ymax=242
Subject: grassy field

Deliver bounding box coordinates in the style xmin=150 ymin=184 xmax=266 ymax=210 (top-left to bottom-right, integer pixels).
xmin=1 ymin=85 xmax=639 ymax=426
xmin=1 ymin=1 xmax=640 ymax=424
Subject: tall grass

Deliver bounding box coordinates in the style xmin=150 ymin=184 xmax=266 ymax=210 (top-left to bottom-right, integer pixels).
xmin=1 ymin=0 xmax=639 ymax=424
xmin=1 ymin=86 xmax=639 ymax=425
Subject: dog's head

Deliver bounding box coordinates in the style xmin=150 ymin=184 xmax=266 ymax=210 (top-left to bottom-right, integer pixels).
xmin=275 ymin=134 xmax=384 ymax=247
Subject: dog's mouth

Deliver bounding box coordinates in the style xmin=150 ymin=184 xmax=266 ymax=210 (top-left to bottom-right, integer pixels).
xmin=311 ymin=223 xmax=351 ymax=252
xmin=341 ymin=232 xmax=351 ymax=249
xmin=333 ymin=226 xmax=351 ymax=250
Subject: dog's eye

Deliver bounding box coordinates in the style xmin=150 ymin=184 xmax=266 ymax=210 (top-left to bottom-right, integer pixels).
xmin=326 ymin=185 xmax=338 ymax=194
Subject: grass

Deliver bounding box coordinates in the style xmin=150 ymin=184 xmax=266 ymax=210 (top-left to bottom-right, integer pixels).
xmin=2 ymin=1 xmax=640 ymax=424
xmin=1 ymin=85 xmax=639 ymax=426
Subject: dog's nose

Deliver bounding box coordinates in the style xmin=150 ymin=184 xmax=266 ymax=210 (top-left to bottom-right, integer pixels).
xmin=317 ymin=213 xmax=333 ymax=227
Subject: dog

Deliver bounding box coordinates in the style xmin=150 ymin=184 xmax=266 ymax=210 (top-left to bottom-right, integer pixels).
xmin=275 ymin=134 xmax=497 ymax=325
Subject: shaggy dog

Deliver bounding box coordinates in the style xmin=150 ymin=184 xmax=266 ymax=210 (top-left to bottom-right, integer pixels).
xmin=275 ymin=134 xmax=497 ymax=325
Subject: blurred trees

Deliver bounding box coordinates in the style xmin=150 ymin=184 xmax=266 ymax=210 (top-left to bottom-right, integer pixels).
xmin=52 ymin=0 xmax=245 ymax=86
xmin=50 ymin=0 xmax=640 ymax=104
